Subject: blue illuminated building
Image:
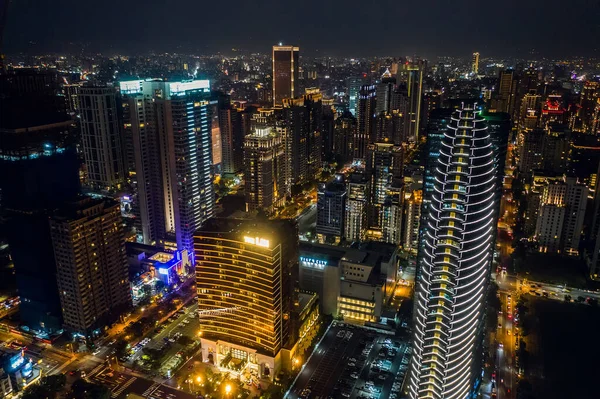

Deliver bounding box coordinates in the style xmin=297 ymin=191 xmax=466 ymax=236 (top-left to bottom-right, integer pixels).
xmin=148 ymin=250 xmax=188 ymax=286
xmin=0 ymin=349 xmax=41 ymax=393
xmin=120 ymin=80 xmax=215 ymax=255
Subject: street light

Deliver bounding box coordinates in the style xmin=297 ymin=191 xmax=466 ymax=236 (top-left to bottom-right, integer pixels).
xmin=225 ymin=383 xmax=232 ymax=396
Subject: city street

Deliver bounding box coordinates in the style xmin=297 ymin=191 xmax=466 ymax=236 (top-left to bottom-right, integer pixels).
xmin=495 ymin=290 xmax=517 ymax=399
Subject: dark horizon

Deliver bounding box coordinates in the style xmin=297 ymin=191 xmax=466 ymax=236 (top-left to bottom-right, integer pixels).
xmin=3 ymin=0 xmax=600 ymax=59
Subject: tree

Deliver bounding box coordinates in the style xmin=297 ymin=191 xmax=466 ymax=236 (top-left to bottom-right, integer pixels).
xmin=177 ymin=335 xmax=194 ymax=346
xmin=70 ymin=379 xmax=110 ymax=399
xmin=141 ymin=284 xmax=153 ymax=298
xmin=114 ymin=339 xmax=129 ymax=359
xmin=22 ymin=374 xmax=67 ymax=399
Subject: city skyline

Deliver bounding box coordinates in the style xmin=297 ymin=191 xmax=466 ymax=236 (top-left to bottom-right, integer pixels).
xmin=3 ymin=0 xmax=600 ymax=58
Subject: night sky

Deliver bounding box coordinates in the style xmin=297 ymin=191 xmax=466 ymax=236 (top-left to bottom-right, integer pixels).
xmin=4 ymin=0 xmax=600 ymax=57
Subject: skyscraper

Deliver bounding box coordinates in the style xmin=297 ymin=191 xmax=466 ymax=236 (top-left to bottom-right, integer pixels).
xmin=78 ymin=85 xmax=126 ymax=192
xmin=333 ymin=111 xmax=356 ymax=164
xmin=50 ymin=197 xmax=131 ymax=335
xmin=316 ymin=175 xmax=347 ymax=244
xmin=347 ymin=76 xmax=364 ymax=116
xmin=471 ymin=52 xmax=480 ymax=75
xmin=195 ymin=218 xmax=298 ymax=379
xmin=219 ymin=98 xmax=251 ymax=176
xmin=399 ymin=61 xmax=425 ymax=142
xmin=410 ymin=104 xmax=498 ymax=399
xmin=1 ymin=69 xmax=80 ymax=333
xmin=344 ymin=172 xmax=369 ymax=242
xmin=494 ymin=70 xmax=518 ymax=116
xmin=119 ymin=79 xmax=214 ymax=253
xmin=282 ymin=88 xmax=323 ymax=182
xmin=244 ymin=121 xmax=287 ymax=214
xmin=272 ymin=45 xmax=299 ymax=106
xmin=354 ymin=85 xmax=376 ymax=160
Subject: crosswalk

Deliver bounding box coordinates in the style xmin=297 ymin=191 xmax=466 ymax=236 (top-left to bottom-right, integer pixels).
xmin=142 ymin=382 xmax=161 ymax=397
xmin=111 ymin=377 xmax=137 ymax=398
xmin=88 ymin=364 xmax=105 ymax=378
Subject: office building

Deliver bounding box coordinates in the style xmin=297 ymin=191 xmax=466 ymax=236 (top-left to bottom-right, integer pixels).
xmin=494 ymin=70 xmax=518 ymax=116
xmin=376 ymin=71 xmax=396 ymax=114
xmin=50 ymin=197 xmax=132 ymax=335
xmin=272 ymin=45 xmax=299 ymax=106
xmin=398 ymin=61 xmax=425 ymax=142
xmin=316 ymin=175 xmax=347 ymax=244
xmin=244 ymin=121 xmax=287 ymax=214
xmin=78 ymin=85 xmax=126 ymax=192
xmin=410 ymin=104 xmax=498 ymax=399
xmin=119 ymin=79 xmax=215 ymax=253
xmin=347 ymin=76 xmax=364 ymax=116
xmin=365 ymin=142 xmax=403 ymax=230
xmin=354 ymin=85 xmax=376 ymax=160
xmin=282 ymin=88 xmax=323 ymax=182
xmin=218 ymin=99 xmax=247 ymax=175
xmin=518 ymin=128 xmax=545 ymax=175
xmin=1 ymin=70 xmax=80 ymax=333
xmin=542 ymin=124 xmax=571 ymax=175
xmin=195 ymin=218 xmax=298 ymax=379
xmin=344 ymin=173 xmax=369 ymax=242
xmin=402 ymin=189 xmax=422 ymax=252
xmin=575 ymin=81 xmax=600 ymax=133
xmin=472 ymin=52 xmax=480 ymax=75
xmin=299 ymin=241 xmax=398 ymax=322
xmin=382 ymin=183 xmax=403 ymax=246
xmin=333 ymin=111 xmax=356 ymax=164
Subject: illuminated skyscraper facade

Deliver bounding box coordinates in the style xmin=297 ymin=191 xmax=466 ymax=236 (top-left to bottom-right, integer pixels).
xmin=471 ymin=52 xmax=480 ymax=75
xmin=120 ymin=79 xmax=214 ymax=253
xmin=410 ymin=104 xmax=498 ymax=399
xmin=195 ymin=218 xmax=298 ymax=379
xmin=244 ymin=122 xmax=287 ymax=214
xmin=272 ymin=45 xmax=299 ymax=106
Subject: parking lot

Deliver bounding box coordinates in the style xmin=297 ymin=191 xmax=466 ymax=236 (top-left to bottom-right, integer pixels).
xmin=287 ymin=322 xmax=411 ymax=399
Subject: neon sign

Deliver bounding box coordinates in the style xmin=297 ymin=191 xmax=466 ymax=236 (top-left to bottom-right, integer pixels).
xmin=244 ymin=236 xmax=270 ymax=248
xmin=300 ymin=257 xmax=327 ymax=270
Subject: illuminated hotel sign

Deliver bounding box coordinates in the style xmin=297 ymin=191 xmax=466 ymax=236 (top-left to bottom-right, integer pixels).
xmin=244 ymin=236 xmax=270 ymax=248
xmin=158 ymin=268 xmax=169 ymax=275
xmin=300 ymin=257 xmax=327 ymax=270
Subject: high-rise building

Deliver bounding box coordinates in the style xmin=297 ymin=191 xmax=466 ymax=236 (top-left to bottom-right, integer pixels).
xmin=218 ymin=99 xmax=247 ymax=175
xmin=282 ymin=88 xmax=323 ymax=182
xmin=347 ymin=76 xmax=364 ymax=116
xmin=333 ymin=111 xmax=356 ymax=164
xmin=402 ymin=189 xmax=422 ymax=252
xmin=410 ymin=104 xmax=498 ymax=399
xmin=354 ymin=85 xmax=377 ymax=160
xmin=316 ymin=175 xmax=347 ymax=244
xmin=542 ymin=124 xmax=571 ymax=175
xmin=376 ymin=71 xmax=396 ymax=114
xmin=365 ymin=142 xmax=403 ymax=230
xmin=494 ymin=70 xmax=518 ymax=116
xmin=272 ymin=45 xmax=299 ymax=106
xmin=518 ymin=128 xmax=545 ymax=175
xmin=575 ymin=81 xmax=600 ymax=133
xmin=195 ymin=218 xmax=298 ymax=379
xmin=382 ymin=183 xmax=403 ymax=245
xmin=398 ymin=61 xmax=425 ymax=142
xmin=1 ymin=69 xmax=80 ymax=333
xmin=244 ymin=121 xmax=287 ymax=214
xmin=119 ymin=79 xmax=214 ymax=253
xmin=78 ymin=85 xmax=126 ymax=193
xmin=472 ymin=52 xmax=480 ymax=74
xmin=344 ymin=173 xmax=369 ymax=242
xmin=535 ymin=176 xmax=588 ymax=255
xmin=50 ymin=197 xmax=131 ymax=335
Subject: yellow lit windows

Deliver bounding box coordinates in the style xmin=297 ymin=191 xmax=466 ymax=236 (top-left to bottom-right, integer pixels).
xmin=449 ymin=221 xmax=455 ymax=227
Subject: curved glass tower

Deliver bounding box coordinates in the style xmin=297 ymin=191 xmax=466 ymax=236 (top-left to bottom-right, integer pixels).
xmin=409 ymin=104 xmax=498 ymax=399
